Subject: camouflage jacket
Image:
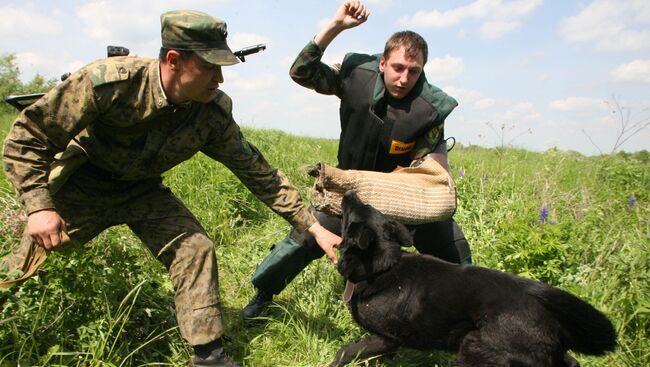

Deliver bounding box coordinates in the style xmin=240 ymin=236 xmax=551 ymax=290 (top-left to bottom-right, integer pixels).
xmin=289 ymin=40 xmax=457 ymax=162
xmin=2 ymin=56 xmax=315 ymax=231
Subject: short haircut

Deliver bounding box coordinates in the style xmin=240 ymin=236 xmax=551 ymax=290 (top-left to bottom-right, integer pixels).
xmin=159 ymin=48 xmax=194 ymax=62
xmin=383 ymin=31 xmax=428 ymax=65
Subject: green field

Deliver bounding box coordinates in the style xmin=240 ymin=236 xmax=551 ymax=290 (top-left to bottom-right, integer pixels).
xmin=0 ymin=112 xmax=648 ymax=366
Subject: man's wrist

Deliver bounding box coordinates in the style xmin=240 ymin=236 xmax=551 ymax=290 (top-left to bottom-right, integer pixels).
xmin=291 ymin=207 xmax=317 ymax=233
xmin=21 ymin=188 xmax=56 ymax=215
xmin=314 ymin=21 xmax=345 ymax=50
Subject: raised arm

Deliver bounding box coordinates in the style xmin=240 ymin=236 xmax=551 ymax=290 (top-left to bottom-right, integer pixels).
xmin=289 ymin=1 xmax=370 ymax=97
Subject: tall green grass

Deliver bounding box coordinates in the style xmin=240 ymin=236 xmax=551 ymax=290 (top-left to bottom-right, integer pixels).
xmin=0 ymin=112 xmax=648 ymax=366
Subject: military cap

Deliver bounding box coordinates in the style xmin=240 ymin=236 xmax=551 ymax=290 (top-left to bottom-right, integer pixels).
xmin=161 ymin=10 xmax=239 ymax=66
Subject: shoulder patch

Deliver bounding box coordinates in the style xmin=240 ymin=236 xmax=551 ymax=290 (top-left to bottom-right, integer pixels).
xmin=86 ymin=60 xmax=130 ymax=87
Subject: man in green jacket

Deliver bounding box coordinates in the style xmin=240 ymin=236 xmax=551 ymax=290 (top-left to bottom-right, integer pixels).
xmin=2 ymin=10 xmax=340 ymax=367
xmin=243 ymin=0 xmax=472 ymax=320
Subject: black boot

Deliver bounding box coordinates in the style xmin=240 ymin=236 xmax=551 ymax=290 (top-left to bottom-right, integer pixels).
xmin=193 ymin=338 xmax=240 ymax=367
xmin=242 ymin=289 xmax=273 ymax=320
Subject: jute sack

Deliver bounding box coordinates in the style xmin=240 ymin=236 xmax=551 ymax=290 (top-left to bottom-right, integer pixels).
xmin=0 ymin=232 xmax=70 ymax=289
xmin=309 ymin=156 xmax=457 ymax=224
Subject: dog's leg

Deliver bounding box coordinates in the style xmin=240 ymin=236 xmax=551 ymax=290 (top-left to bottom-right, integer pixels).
xmin=560 ymin=353 xmax=580 ymax=367
xmin=456 ymin=330 xmax=519 ymax=367
xmin=456 ymin=330 xmax=487 ymax=367
xmin=329 ymin=334 xmax=398 ymax=367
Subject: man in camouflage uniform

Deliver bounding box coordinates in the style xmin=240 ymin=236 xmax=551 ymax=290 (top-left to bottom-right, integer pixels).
xmin=1 ymin=10 xmax=341 ymax=367
xmin=242 ymin=0 xmax=472 ymax=320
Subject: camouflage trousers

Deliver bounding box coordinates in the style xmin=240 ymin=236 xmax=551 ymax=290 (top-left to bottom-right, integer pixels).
xmin=3 ymin=165 xmax=223 ymax=346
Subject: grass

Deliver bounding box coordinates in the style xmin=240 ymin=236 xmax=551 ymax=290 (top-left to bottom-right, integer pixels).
xmin=0 ymin=112 xmax=648 ymax=366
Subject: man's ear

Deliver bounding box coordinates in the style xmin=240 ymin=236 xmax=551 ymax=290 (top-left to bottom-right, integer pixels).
xmin=166 ymin=50 xmax=182 ymax=71
xmin=379 ymin=56 xmax=386 ymax=72
xmin=384 ymin=220 xmax=413 ymax=247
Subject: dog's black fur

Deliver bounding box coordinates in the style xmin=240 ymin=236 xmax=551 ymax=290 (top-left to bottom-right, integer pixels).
xmin=331 ymin=191 xmax=616 ymax=367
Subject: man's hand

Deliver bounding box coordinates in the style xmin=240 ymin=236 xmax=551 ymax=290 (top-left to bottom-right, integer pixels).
xmin=308 ymin=221 xmax=342 ymax=264
xmin=27 ymin=209 xmax=67 ymax=251
xmin=333 ymin=0 xmax=370 ymax=30
xmin=315 ymin=0 xmax=371 ymax=50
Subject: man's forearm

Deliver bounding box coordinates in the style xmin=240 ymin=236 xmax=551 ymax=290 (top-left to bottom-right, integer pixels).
xmin=3 ymin=119 xmax=56 ymax=214
xmin=428 ymin=141 xmax=450 ymax=172
xmin=313 ymin=21 xmax=345 ymax=51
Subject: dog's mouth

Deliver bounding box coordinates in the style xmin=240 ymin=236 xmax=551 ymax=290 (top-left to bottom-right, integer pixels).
xmin=336 ymin=248 xmax=374 ymax=282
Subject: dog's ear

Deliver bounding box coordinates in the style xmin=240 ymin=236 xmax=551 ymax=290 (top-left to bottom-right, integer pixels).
xmin=383 ymin=220 xmax=413 ymax=247
xmin=344 ymin=222 xmax=376 ymax=250
xmin=357 ymin=224 xmax=376 ymax=250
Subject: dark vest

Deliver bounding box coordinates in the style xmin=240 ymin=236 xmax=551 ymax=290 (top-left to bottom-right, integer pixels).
xmin=336 ymin=53 xmax=457 ymax=172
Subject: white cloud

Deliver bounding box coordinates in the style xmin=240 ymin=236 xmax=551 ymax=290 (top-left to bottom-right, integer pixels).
xmin=549 ymin=97 xmax=607 ymax=111
xmin=75 ymin=0 xmax=226 ymax=51
xmin=15 ymin=52 xmax=61 ymax=79
xmin=442 ymin=85 xmax=483 ymax=106
xmin=15 ymin=51 xmax=85 ymax=83
xmin=222 ymin=71 xmax=275 ymax=93
xmin=397 ymin=0 xmax=542 ymax=38
xmin=281 ymin=55 xmax=297 ymax=69
xmin=76 ymin=1 xmax=156 ymax=43
xmin=442 ymin=86 xmax=501 ymax=110
xmin=474 ymin=98 xmax=496 ymax=109
xmin=0 ymin=4 xmax=64 ymax=38
xmin=440 ymin=86 xmax=504 ymax=112
xmin=424 ymin=55 xmax=465 ymax=82
xmin=490 ymin=0 xmax=543 ymax=19
xmin=229 ymin=32 xmax=271 ymax=51
xmin=611 ymin=59 xmax=650 ymax=83
xmin=503 ymin=102 xmax=541 ymax=121
xmin=480 ymin=21 xmax=520 ymax=39
xmin=559 ymin=0 xmax=650 ymax=52
xmin=642 ymin=100 xmax=650 ymax=110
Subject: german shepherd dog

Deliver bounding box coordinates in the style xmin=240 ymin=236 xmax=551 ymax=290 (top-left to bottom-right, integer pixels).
xmin=331 ymin=191 xmax=616 ymax=367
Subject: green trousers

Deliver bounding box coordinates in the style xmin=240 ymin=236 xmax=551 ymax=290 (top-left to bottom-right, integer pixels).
xmin=251 ymin=209 xmax=472 ymax=295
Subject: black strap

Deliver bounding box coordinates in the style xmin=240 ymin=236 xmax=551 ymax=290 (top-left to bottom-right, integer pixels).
xmin=445 ymin=137 xmax=456 ymax=152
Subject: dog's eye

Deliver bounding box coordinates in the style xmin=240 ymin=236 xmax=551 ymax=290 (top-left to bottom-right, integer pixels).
xmin=345 ymin=222 xmax=362 ymax=236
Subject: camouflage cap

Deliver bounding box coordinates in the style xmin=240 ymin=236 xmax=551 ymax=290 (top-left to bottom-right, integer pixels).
xmin=161 ymin=10 xmax=239 ymax=66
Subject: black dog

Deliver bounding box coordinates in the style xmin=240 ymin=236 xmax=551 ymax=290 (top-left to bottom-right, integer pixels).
xmin=331 ymin=191 xmax=616 ymax=367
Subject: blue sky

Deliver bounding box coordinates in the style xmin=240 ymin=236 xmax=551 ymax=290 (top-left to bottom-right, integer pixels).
xmin=1 ymin=0 xmax=649 ymax=155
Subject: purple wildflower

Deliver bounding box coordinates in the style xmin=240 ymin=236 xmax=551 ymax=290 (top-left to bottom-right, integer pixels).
xmin=459 ymin=168 xmax=464 ymax=178
xmin=628 ymin=193 xmax=636 ymax=210
xmin=538 ymin=203 xmax=549 ymax=225
xmin=482 ymin=173 xmax=489 ymax=182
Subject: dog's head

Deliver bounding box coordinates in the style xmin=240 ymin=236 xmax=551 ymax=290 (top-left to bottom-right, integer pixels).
xmin=337 ymin=191 xmax=414 ymax=282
